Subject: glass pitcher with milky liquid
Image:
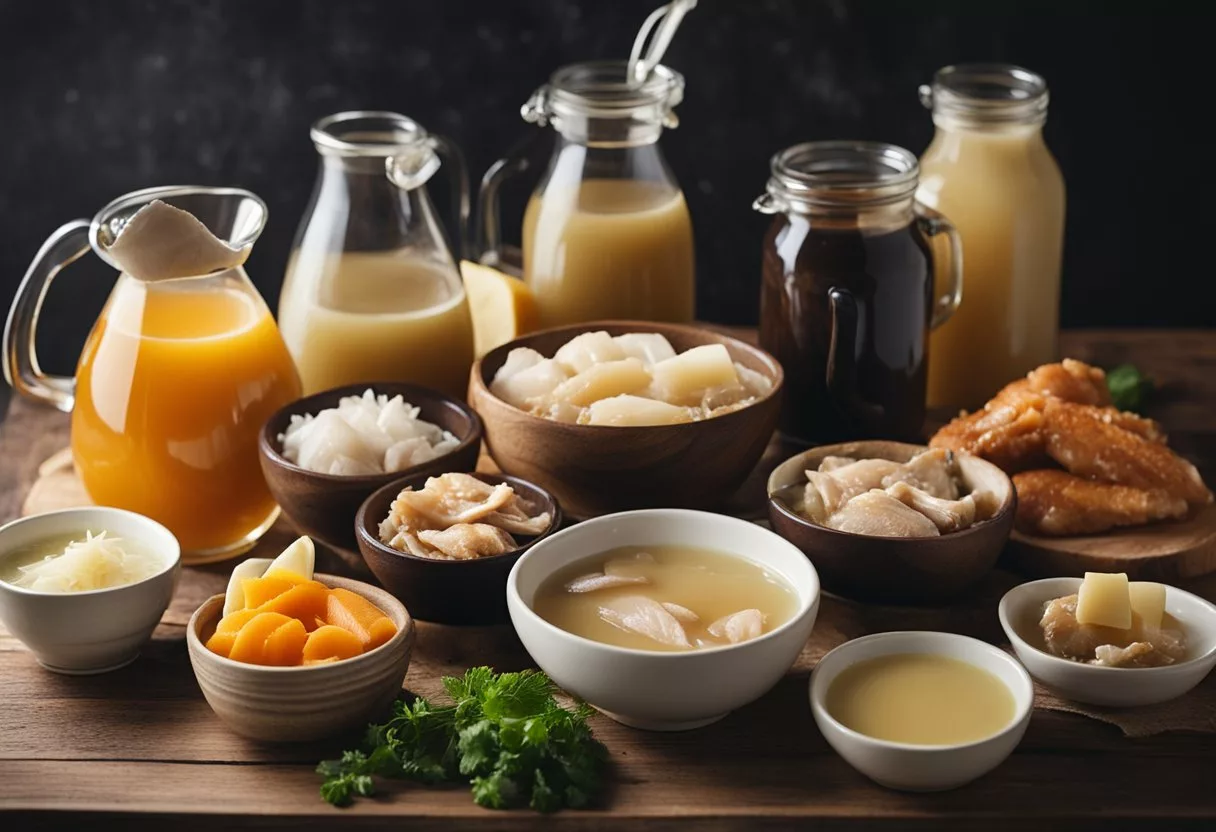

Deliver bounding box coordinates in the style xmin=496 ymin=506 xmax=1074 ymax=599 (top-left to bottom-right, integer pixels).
xmin=478 ymin=60 xmax=695 ymax=328
xmin=4 ymin=186 xmax=302 ymax=562
xmin=278 ymin=111 xmax=475 ymax=398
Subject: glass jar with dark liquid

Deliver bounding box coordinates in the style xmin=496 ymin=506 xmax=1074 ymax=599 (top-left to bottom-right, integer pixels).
xmin=755 ymin=142 xmax=963 ymax=444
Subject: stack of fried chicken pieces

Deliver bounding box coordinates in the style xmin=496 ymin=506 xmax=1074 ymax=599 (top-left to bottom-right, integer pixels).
xmin=930 ymin=360 xmax=1211 ymax=536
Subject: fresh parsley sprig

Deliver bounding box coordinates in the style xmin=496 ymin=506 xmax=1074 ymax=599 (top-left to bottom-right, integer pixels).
xmin=1107 ymin=363 xmax=1153 ymax=413
xmin=317 ymin=667 xmax=607 ymax=812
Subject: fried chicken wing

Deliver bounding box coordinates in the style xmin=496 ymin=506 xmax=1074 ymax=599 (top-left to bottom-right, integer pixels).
xmin=1012 ymin=469 xmax=1189 ymax=535
xmin=1042 ymin=400 xmax=1211 ymax=505
xmin=929 ymin=392 xmax=1048 ymax=472
xmin=1025 ymin=358 xmax=1112 ymax=406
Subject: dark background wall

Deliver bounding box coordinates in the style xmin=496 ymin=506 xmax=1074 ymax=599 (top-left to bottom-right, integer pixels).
xmin=0 ymin=0 xmax=1211 ymax=377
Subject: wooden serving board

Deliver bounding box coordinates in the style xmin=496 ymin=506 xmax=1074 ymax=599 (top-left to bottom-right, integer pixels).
xmin=1004 ymin=502 xmax=1216 ymax=581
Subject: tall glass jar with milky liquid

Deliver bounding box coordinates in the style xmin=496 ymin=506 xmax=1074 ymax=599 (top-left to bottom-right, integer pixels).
xmin=917 ymin=64 xmax=1066 ymax=410
xmin=279 ymin=111 xmax=475 ymax=399
xmin=479 ymin=61 xmax=695 ymax=327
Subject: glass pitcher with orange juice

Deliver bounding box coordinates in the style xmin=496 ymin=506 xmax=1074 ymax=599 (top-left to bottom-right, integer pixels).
xmin=4 ymin=186 xmax=302 ymax=562
xmin=278 ymin=111 xmax=475 ymax=398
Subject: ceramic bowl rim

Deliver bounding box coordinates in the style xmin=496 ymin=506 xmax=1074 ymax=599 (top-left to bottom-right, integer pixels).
xmin=0 ymin=507 xmax=181 ymax=598
xmin=186 ymin=572 xmax=414 ymax=674
xmin=810 ymin=630 xmax=1034 ymax=752
xmin=506 ymin=507 xmax=820 ymax=659
xmin=998 ymin=576 xmax=1216 ymax=675
xmin=470 ymin=320 xmax=785 ymax=432
xmin=766 ymin=441 xmax=1016 ymax=544
xmin=355 ymin=471 xmax=563 ymax=567
xmin=258 ymin=381 xmax=484 ymax=486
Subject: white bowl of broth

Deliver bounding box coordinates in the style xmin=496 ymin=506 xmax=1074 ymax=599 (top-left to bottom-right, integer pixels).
xmin=506 ymin=509 xmax=820 ymax=731
xmin=810 ymin=631 xmax=1033 ymax=791
xmin=0 ymin=507 xmax=181 ymax=674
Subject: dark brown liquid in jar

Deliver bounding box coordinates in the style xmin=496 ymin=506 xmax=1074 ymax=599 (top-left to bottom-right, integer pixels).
xmin=760 ymin=214 xmax=933 ymax=444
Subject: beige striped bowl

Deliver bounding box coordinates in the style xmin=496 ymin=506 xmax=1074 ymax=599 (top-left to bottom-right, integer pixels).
xmin=186 ymin=573 xmax=415 ymax=742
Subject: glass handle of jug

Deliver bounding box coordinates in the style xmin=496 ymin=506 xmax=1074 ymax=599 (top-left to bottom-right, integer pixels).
xmin=2 ymin=220 xmax=89 ymax=413
xmin=475 ymin=131 xmax=543 ymax=275
xmin=428 ymin=134 xmax=471 ymax=262
xmin=826 ymin=287 xmax=884 ymax=429
xmin=916 ymin=203 xmax=964 ymax=330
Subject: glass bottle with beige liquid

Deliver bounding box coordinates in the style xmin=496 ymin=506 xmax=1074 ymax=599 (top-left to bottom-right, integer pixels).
xmin=478 ymin=3 xmax=697 ymax=326
xmin=278 ymin=111 xmax=475 ymax=398
xmin=917 ymin=64 xmax=1067 ymax=409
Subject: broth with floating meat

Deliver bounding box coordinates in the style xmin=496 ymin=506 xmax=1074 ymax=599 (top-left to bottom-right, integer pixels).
xmin=531 ymin=545 xmax=798 ymax=652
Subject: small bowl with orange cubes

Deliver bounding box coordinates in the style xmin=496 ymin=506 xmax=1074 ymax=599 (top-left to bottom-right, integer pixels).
xmin=186 ymin=536 xmax=414 ymax=741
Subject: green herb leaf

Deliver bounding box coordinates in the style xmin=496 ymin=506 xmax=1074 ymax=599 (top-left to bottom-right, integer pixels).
xmin=1107 ymin=363 xmax=1152 ymax=412
xmin=318 ymin=667 xmax=606 ymax=813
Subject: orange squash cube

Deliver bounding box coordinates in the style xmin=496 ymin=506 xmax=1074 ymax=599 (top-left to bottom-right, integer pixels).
xmin=205 ymin=630 xmax=238 ymax=658
xmin=254 ymin=580 xmax=329 ymax=630
xmin=326 ymin=588 xmax=397 ymax=650
xmin=227 ymin=611 xmax=294 ymax=665
xmin=215 ymin=608 xmax=259 ymax=634
xmin=302 ymin=625 xmax=364 ymax=663
xmin=240 ymin=574 xmax=302 ymax=609
xmin=262 ymin=618 xmax=308 ymax=666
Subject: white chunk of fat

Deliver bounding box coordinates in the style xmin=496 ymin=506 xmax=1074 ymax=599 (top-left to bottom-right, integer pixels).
xmin=549 ymin=359 xmax=651 ymax=407
xmin=1129 ymin=582 xmax=1167 ymax=630
xmin=490 ymin=358 xmax=569 ymax=409
xmin=553 ymin=331 xmax=624 ymax=374
xmin=613 ymin=333 xmax=677 ymax=366
xmin=649 ymin=344 xmax=739 ymax=405
xmin=564 ymin=572 xmax=649 ymax=593
xmin=597 ymin=595 xmax=692 ymax=648
xmin=584 ymin=394 xmax=692 ymax=427
xmin=661 ymin=602 xmax=699 ymax=622
xmin=1076 ymin=572 xmax=1132 ymax=629
xmin=707 ymin=609 xmax=765 ymax=644
xmin=104 ymin=200 xmax=249 ymax=282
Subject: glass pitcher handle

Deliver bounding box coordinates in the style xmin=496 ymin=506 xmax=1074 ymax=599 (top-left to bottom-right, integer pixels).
xmin=916 ymin=203 xmax=964 ymax=330
xmin=428 ymin=134 xmax=471 ymax=262
xmin=825 ymin=287 xmax=884 ymax=430
xmin=385 ymin=134 xmax=470 ymax=261
xmin=2 ymin=220 xmax=89 ymax=412
xmin=475 ymin=131 xmax=542 ymax=272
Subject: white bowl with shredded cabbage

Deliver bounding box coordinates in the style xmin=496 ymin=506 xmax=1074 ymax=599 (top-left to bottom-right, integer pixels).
xmin=0 ymin=507 xmax=180 ymax=674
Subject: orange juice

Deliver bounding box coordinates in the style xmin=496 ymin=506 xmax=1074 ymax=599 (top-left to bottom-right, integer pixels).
xmin=71 ymin=272 xmax=301 ymax=559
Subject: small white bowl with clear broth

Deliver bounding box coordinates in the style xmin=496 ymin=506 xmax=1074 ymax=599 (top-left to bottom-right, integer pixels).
xmin=810 ymin=631 xmax=1034 ymax=791
xmin=507 ymin=508 xmax=820 ymax=731
xmin=0 ymin=507 xmax=181 ymax=674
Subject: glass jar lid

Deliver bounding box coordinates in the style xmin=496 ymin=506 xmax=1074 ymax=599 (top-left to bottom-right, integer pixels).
xmin=522 ymin=60 xmax=684 ymax=133
xmin=754 ymin=141 xmax=920 ymax=215
xmin=920 ymin=64 xmax=1049 ymax=127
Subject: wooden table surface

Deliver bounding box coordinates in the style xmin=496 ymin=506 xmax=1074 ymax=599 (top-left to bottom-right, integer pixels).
xmin=2 ymin=329 xmax=1215 ymax=831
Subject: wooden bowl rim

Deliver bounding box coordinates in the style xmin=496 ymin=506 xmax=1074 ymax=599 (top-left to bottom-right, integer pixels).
xmin=469 ymin=320 xmax=785 ymax=433
xmin=186 ymin=572 xmax=415 ymax=673
xmin=766 ymin=440 xmax=1017 ymax=544
xmin=259 ymin=382 xmax=484 ymax=486
xmin=355 ymin=472 xmax=563 ymax=567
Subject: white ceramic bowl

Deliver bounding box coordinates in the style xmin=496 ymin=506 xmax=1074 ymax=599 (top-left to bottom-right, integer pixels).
xmin=507 ymin=508 xmax=820 ymax=731
xmin=0 ymin=507 xmax=181 ymax=674
xmin=187 ymin=573 xmax=415 ymax=742
xmin=810 ymin=631 xmax=1034 ymax=792
xmin=999 ymin=577 xmax=1216 ymax=707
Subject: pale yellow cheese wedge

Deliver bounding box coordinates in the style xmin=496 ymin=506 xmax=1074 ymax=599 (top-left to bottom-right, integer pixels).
xmin=1076 ymin=572 xmax=1131 ymax=629
xmin=585 ymin=394 xmax=692 ymax=427
xmin=551 ymin=359 xmax=651 ymax=407
xmin=650 ymin=344 xmax=739 ymax=405
xmin=1129 ymin=582 xmax=1167 ymax=630
xmin=461 ymin=261 xmax=539 ymax=357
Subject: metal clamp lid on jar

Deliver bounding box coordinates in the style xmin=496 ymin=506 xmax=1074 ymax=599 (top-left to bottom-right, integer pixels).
xmin=520 ymin=61 xmax=685 ymax=130
xmin=919 ymin=63 xmax=1049 ymax=126
xmin=753 ymin=141 xmax=921 ymax=216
